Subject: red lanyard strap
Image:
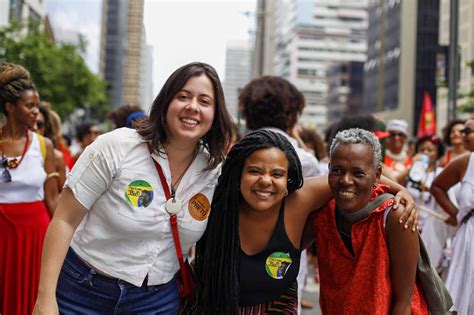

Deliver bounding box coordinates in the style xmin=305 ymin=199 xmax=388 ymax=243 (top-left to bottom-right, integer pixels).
xmin=147 ymin=143 xmax=191 ymax=293
xmin=148 ymin=143 xmax=172 ymax=200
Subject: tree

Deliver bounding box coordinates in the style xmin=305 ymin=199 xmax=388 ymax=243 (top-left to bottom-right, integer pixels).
xmin=0 ymin=21 xmax=110 ymax=119
xmin=458 ymin=61 xmax=474 ymax=113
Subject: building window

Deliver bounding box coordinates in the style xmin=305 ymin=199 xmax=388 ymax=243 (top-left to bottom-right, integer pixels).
xmin=9 ymin=0 xmax=23 ymax=21
xmin=29 ymin=10 xmax=41 ymax=22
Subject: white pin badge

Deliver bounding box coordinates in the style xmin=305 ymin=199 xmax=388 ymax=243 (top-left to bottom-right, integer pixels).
xmin=165 ymin=198 xmax=182 ymax=215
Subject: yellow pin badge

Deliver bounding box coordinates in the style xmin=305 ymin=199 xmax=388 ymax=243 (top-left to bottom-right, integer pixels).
xmin=125 ymin=180 xmax=154 ymax=208
xmin=265 ymin=252 xmax=292 ymax=280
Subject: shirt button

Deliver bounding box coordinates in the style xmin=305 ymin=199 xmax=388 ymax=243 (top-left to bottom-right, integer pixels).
xmin=147 ymin=256 xmax=154 ymax=264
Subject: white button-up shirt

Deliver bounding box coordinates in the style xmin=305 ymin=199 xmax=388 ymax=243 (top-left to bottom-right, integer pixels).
xmin=67 ymin=128 xmax=220 ymax=286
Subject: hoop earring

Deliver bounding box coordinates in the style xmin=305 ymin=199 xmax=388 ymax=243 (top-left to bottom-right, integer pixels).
xmin=284 ymin=189 xmax=288 ymax=196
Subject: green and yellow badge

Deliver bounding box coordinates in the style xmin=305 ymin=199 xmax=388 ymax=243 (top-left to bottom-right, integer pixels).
xmin=125 ymin=180 xmax=154 ymax=208
xmin=265 ymin=252 xmax=292 ymax=280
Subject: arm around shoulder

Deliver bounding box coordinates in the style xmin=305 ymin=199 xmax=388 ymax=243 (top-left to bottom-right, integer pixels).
xmin=290 ymin=174 xmax=332 ymax=217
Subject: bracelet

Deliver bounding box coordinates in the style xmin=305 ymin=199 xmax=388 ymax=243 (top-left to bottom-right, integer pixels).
xmin=46 ymin=172 xmax=60 ymax=180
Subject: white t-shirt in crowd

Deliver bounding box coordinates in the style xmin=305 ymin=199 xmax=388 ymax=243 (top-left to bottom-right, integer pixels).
xmin=67 ymin=128 xmax=220 ymax=286
xmin=0 ymin=132 xmax=46 ymax=203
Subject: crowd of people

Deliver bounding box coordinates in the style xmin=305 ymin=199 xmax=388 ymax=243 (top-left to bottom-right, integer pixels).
xmin=0 ymin=61 xmax=472 ymax=314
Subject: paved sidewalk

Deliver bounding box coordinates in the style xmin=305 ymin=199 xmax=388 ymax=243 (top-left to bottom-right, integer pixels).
xmin=301 ymin=275 xmax=321 ymax=315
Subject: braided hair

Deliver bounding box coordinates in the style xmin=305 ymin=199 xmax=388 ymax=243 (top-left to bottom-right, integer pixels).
xmin=186 ymin=129 xmax=303 ymax=314
xmin=0 ymin=63 xmax=36 ymax=115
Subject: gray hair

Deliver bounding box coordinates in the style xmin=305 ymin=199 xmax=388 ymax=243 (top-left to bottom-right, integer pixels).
xmin=329 ymin=128 xmax=382 ymax=169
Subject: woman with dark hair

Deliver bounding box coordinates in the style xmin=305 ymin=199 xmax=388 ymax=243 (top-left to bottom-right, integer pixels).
xmin=186 ymin=129 xmax=418 ymax=314
xmin=34 ymin=62 xmax=234 ymax=314
xmin=440 ymin=118 xmax=467 ymax=167
xmin=406 ymin=134 xmax=445 ymax=229
xmin=107 ymin=103 xmax=146 ymax=129
xmin=431 ymin=119 xmax=474 ymax=314
xmin=73 ymin=120 xmax=101 ymax=162
xmin=35 ymin=103 xmax=67 ymax=191
xmin=239 ymin=76 xmax=321 ymax=311
xmin=0 ymin=63 xmax=57 ymax=315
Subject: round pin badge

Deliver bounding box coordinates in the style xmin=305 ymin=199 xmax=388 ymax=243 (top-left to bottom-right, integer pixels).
xmin=124 ymin=180 xmax=154 ymax=208
xmin=165 ymin=198 xmax=182 ymax=214
xmin=188 ymin=193 xmax=211 ymax=221
xmin=265 ymin=252 xmax=292 ymax=280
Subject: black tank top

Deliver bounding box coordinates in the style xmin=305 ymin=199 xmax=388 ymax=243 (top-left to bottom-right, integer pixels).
xmin=239 ymin=201 xmax=301 ymax=306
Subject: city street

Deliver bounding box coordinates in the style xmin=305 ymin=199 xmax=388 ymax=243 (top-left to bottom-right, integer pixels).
xmin=302 ymin=275 xmax=322 ymax=315
xmin=1 ymin=0 xmax=473 ymax=313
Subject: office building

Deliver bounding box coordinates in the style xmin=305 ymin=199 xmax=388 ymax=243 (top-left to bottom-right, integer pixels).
xmin=437 ymin=0 xmax=474 ymax=125
xmin=0 ymin=0 xmax=53 ymax=37
xmin=327 ymin=61 xmax=364 ymax=122
xmin=363 ymin=0 xmax=440 ymax=134
xmin=223 ymin=40 xmax=253 ymax=121
xmin=100 ymin=0 xmax=148 ymax=108
xmin=255 ymin=0 xmax=368 ymax=129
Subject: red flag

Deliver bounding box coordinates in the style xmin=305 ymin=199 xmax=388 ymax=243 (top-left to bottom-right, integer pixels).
xmin=417 ymin=91 xmax=436 ymax=137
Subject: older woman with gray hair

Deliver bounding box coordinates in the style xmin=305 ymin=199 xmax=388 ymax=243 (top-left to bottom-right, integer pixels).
xmin=311 ymin=128 xmax=443 ymax=314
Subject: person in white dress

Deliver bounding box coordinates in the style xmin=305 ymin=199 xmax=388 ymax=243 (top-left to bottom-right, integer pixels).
xmin=431 ymin=119 xmax=474 ymax=314
xmin=404 ymin=134 xmax=458 ymax=266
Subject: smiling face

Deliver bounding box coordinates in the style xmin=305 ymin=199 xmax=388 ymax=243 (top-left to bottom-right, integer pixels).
xmin=329 ymin=143 xmax=382 ymax=213
xmin=450 ymin=123 xmax=465 ymax=146
xmin=166 ymin=74 xmax=215 ymax=146
xmin=386 ymin=130 xmax=407 ymax=154
xmin=6 ymin=89 xmax=39 ymax=129
xmin=240 ymin=148 xmax=289 ymax=213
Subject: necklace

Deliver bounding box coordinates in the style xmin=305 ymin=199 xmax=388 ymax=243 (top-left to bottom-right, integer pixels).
xmin=0 ymin=127 xmax=30 ymax=169
xmin=170 ymin=147 xmax=198 ymax=197
xmin=148 ymin=143 xmax=199 ymax=215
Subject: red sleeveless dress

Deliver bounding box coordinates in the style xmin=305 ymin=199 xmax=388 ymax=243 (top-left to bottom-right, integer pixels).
xmin=313 ymin=191 xmax=428 ymax=314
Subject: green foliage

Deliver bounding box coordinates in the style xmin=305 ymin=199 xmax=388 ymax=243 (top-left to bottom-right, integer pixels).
xmin=0 ymin=20 xmax=110 ymax=119
xmin=458 ymin=91 xmax=474 ymax=113
xmin=457 ymin=61 xmax=474 ymax=114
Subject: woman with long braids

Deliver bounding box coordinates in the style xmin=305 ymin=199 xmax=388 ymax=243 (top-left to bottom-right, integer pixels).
xmin=186 ymin=129 xmax=418 ymax=314
xmin=0 ymin=63 xmax=58 ymax=315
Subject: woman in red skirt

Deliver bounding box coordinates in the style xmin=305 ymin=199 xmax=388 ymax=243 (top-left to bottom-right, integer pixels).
xmin=0 ymin=63 xmax=58 ymax=315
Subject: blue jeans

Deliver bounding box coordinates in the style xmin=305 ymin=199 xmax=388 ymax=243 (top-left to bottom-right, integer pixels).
xmin=56 ymin=248 xmax=180 ymax=314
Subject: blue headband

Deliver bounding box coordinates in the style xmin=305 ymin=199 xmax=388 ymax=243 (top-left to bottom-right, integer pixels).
xmin=125 ymin=111 xmax=146 ymax=128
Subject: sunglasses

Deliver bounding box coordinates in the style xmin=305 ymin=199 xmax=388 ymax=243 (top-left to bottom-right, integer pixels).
xmin=461 ymin=127 xmax=473 ymax=135
xmin=389 ymin=131 xmax=406 ymax=138
xmin=1 ymin=157 xmax=12 ymax=183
